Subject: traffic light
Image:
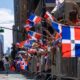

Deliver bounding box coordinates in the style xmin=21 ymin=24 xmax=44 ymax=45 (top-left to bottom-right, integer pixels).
xmin=0 ymin=29 xmax=4 ymax=32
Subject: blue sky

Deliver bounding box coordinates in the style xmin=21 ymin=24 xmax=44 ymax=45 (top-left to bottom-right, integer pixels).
xmin=0 ymin=0 xmax=14 ymax=54
xmin=0 ymin=0 xmax=14 ymax=13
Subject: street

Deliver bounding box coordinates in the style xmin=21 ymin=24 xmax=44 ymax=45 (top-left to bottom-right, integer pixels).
xmin=0 ymin=71 xmax=33 ymax=80
xmin=0 ymin=0 xmax=80 ymax=80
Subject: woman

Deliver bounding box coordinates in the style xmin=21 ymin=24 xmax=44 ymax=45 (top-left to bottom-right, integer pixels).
xmin=3 ymin=57 xmax=10 ymax=74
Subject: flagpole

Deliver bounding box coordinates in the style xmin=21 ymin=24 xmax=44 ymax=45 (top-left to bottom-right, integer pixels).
xmin=41 ymin=0 xmax=47 ymax=39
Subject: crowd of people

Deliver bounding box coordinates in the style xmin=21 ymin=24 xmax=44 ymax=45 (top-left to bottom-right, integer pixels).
xmin=0 ymin=56 xmax=10 ymax=73
xmin=12 ymin=40 xmax=54 ymax=74
xmin=12 ymin=8 xmax=80 ymax=74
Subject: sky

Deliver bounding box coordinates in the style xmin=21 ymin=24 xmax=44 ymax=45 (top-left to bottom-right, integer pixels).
xmin=0 ymin=0 xmax=14 ymax=53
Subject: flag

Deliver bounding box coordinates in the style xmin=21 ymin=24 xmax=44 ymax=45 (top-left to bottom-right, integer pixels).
xmin=24 ymin=20 xmax=34 ymax=31
xmin=24 ymin=40 xmax=32 ymax=48
xmin=51 ymin=0 xmax=64 ymax=13
xmin=19 ymin=41 xmax=25 ymax=48
xmin=28 ymin=31 xmax=42 ymax=40
xmin=20 ymin=60 xmax=26 ymax=70
xmin=25 ymin=61 xmax=28 ymax=70
xmin=24 ymin=40 xmax=36 ymax=48
xmin=62 ymin=26 xmax=80 ymax=57
xmin=29 ymin=39 xmax=36 ymax=44
xmin=24 ymin=24 xmax=32 ymax=31
xmin=44 ymin=11 xmax=54 ymax=22
xmin=52 ymin=38 xmax=62 ymax=46
xmin=28 ymin=14 xmax=42 ymax=24
xmin=52 ymin=21 xmax=62 ymax=33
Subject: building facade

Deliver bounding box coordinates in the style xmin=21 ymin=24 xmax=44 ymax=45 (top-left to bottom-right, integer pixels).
xmin=13 ymin=0 xmax=54 ymax=43
xmin=64 ymin=0 xmax=80 ymax=21
xmin=13 ymin=0 xmax=41 ymax=43
xmin=13 ymin=0 xmax=28 ymax=43
xmin=53 ymin=0 xmax=80 ymax=21
xmin=0 ymin=35 xmax=4 ymax=59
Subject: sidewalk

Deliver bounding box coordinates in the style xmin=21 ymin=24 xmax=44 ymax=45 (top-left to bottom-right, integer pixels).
xmin=22 ymin=70 xmax=52 ymax=80
xmin=0 ymin=71 xmax=34 ymax=80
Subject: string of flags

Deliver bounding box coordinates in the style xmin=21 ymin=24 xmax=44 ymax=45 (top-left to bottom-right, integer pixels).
xmin=16 ymin=11 xmax=80 ymax=57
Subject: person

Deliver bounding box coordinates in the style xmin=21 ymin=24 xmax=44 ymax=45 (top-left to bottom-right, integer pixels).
xmin=2 ymin=57 xmax=10 ymax=75
xmin=0 ymin=60 xmax=4 ymax=71
xmin=16 ymin=58 xmax=21 ymax=72
xmin=10 ymin=60 xmax=15 ymax=72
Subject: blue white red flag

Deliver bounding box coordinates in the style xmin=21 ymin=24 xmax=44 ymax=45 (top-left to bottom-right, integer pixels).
xmin=29 ymin=39 xmax=36 ymax=44
xmin=24 ymin=20 xmax=34 ymax=31
xmin=28 ymin=14 xmax=42 ymax=24
xmin=24 ymin=24 xmax=32 ymax=31
xmin=44 ymin=11 xmax=54 ymax=22
xmin=27 ymin=31 xmax=42 ymax=40
xmin=62 ymin=26 xmax=80 ymax=57
xmin=24 ymin=40 xmax=36 ymax=48
xmin=52 ymin=21 xmax=62 ymax=33
xmin=24 ymin=40 xmax=32 ymax=48
xmin=18 ymin=41 xmax=25 ymax=48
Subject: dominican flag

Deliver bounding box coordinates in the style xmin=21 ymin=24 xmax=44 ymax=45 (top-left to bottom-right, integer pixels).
xmin=27 ymin=31 xmax=42 ymax=40
xmin=24 ymin=24 xmax=32 ymax=31
xmin=24 ymin=20 xmax=34 ymax=31
xmin=29 ymin=39 xmax=36 ymax=44
xmin=25 ymin=61 xmax=28 ymax=70
xmin=24 ymin=40 xmax=36 ymax=48
xmin=24 ymin=40 xmax=32 ymax=48
xmin=52 ymin=21 xmax=62 ymax=33
xmin=19 ymin=41 xmax=25 ymax=48
xmin=28 ymin=14 xmax=42 ymax=24
xmin=26 ymin=20 xmax=34 ymax=26
xmin=44 ymin=11 xmax=54 ymax=22
xmin=62 ymin=26 xmax=80 ymax=57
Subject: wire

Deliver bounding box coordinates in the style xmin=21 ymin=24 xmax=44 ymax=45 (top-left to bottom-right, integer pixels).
xmin=0 ymin=26 xmax=24 ymax=34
